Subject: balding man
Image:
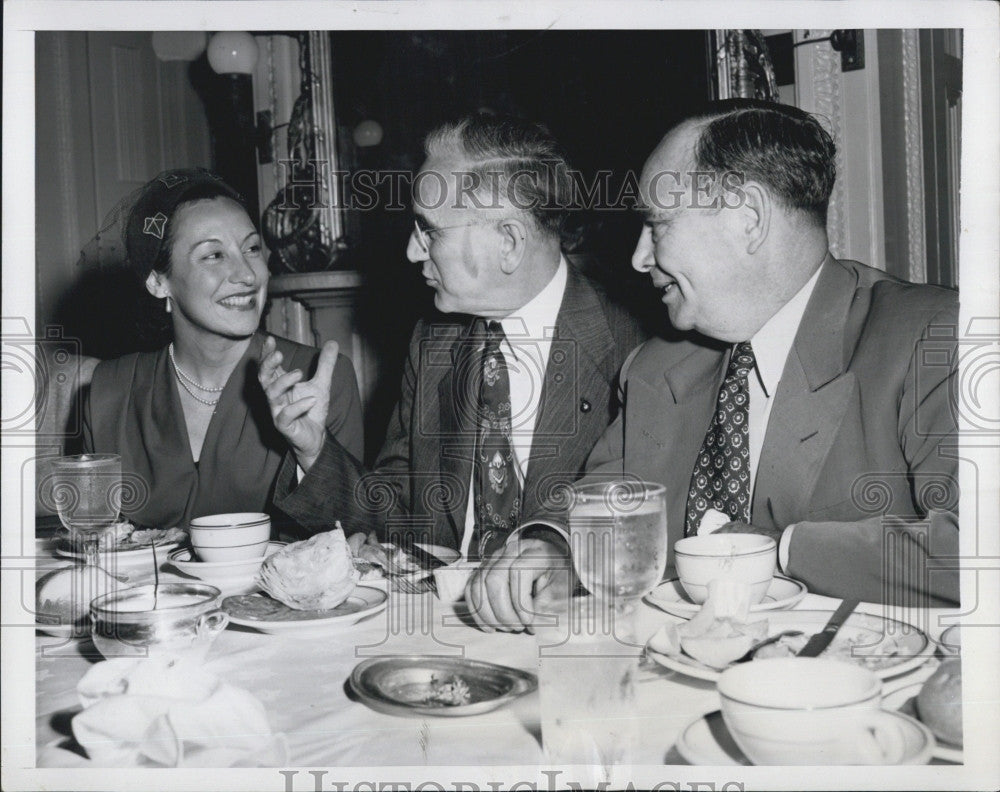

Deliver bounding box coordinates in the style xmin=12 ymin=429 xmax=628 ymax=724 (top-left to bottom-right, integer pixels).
xmin=469 ymin=99 xmax=959 ymax=631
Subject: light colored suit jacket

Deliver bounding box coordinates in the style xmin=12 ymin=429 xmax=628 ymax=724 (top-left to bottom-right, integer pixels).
xmin=275 ymin=265 xmax=645 ymax=551
xmin=584 ymin=256 xmax=959 ymax=606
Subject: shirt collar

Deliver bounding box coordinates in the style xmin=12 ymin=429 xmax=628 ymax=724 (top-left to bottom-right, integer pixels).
xmin=496 ymin=256 xmax=568 ymax=359
xmin=748 ymin=265 xmax=823 ymax=397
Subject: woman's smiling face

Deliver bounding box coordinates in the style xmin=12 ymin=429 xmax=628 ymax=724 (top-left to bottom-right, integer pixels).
xmin=149 ymin=197 xmax=268 ymax=341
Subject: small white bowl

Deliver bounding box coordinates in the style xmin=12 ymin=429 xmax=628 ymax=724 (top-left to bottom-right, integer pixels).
xmin=169 ymin=542 xmax=284 ymax=593
xmin=193 ymin=538 xmax=271 ymax=562
xmin=189 ymin=513 xmax=271 ymax=560
xmin=673 ymin=533 xmax=776 ymax=604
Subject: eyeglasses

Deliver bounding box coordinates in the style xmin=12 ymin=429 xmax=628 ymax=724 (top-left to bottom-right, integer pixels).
xmin=412 ymin=217 xmax=489 ymax=254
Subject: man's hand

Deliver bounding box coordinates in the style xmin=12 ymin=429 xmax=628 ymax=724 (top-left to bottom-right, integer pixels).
xmin=712 ymin=521 xmax=784 ymax=545
xmin=259 ymin=336 xmax=337 ymax=472
xmin=464 ymin=537 xmax=571 ymax=634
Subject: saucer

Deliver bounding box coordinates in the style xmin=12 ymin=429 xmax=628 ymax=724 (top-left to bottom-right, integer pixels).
xmin=675 ymin=708 xmax=935 ymax=765
xmin=350 ymin=655 xmax=536 ymax=718
xmin=646 ymin=574 xmax=807 ymax=618
xmin=884 ymin=681 xmax=963 ymax=763
xmin=169 ymin=541 xmax=284 ymax=593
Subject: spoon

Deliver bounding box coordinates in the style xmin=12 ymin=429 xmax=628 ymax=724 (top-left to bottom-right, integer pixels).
xmin=734 ymin=630 xmax=805 ymax=663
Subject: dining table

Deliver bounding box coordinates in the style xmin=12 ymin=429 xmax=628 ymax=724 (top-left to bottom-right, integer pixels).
xmin=33 ymin=533 xmax=961 ymax=770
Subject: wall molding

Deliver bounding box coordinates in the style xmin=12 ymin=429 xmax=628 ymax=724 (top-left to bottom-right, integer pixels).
xmin=901 ymin=30 xmax=927 ymax=284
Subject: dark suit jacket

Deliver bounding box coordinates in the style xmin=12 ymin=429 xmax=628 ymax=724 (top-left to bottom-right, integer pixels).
xmin=584 ymin=256 xmax=959 ymax=606
xmin=83 ymin=333 xmax=364 ymax=531
xmin=274 ymin=265 xmax=645 ymax=550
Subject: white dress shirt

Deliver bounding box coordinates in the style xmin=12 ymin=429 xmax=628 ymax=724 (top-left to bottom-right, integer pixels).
xmin=459 ymin=258 xmax=569 ymax=558
xmin=701 ymin=266 xmax=822 ymax=571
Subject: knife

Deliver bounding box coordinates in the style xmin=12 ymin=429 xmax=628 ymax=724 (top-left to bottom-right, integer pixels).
xmin=796 ymin=597 xmax=860 ymax=657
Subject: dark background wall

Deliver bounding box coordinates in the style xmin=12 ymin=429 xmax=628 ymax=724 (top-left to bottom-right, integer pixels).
xmin=325 ymin=30 xmax=711 ymax=454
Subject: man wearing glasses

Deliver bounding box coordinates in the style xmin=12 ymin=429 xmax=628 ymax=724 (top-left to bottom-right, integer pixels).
xmin=261 ymin=113 xmax=644 ymax=563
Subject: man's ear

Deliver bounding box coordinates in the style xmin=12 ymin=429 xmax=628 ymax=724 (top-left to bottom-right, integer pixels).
xmin=738 ymin=180 xmax=771 ymax=255
xmin=497 ymin=217 xmax=528 ymax=275
xmin=145 ymin=270 xmax=170 ymax=299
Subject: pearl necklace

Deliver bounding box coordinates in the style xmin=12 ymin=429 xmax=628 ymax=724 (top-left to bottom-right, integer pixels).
xmin=168 ymin=343 xmax=222 ymax=407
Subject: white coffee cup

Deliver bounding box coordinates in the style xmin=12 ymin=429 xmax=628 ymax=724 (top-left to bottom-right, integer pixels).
xmin=718 ymin=657 xmax=909 ymax=765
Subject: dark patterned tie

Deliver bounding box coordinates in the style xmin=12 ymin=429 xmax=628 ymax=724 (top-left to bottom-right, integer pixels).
xmin=471 ymin=319 xmax=521 ymax=560
xmin=684 ymin=341 xmax=756 ymax=536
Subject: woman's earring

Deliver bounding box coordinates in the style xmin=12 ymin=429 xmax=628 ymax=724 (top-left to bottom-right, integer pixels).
xmin=164 ymin=296 xmax=172 ymax=313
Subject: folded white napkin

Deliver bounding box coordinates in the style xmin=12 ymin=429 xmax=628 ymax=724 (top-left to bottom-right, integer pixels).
xmin=647 ymin=578 xmax=768 ymax=669
xmin=54 ymin=658 xmax=287 ymax=767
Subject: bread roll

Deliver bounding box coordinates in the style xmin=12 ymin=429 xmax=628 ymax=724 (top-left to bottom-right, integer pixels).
xmin=917 ymin=658 xmax=963 ymax=746
xmin=256 ymin=528 xmax=359 ymax=610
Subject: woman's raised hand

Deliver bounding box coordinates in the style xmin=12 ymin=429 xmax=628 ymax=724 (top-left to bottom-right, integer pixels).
xmin=259 ymin=336 xmax=339 ymax=472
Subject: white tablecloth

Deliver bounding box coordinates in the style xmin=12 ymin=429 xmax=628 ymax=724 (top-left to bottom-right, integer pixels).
xmin=35 ymin=555 xmax=956 ymax=767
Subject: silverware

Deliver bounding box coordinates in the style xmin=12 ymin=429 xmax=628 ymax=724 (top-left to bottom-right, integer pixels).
xmin=796 ymin=597 xmax=859 ymax=657
xmin=734 ymin=629 xmax=805 ymax=663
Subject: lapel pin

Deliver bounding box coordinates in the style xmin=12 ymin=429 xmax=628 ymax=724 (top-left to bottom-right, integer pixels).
xmin=580 ymin=398 xmax=591 ymax=413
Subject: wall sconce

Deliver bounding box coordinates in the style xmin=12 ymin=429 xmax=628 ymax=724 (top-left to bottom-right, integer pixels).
xmin=151 ymin=31 xmax=207 ymax=62
xmin=207 ymin=31 xmax=259 ymax=76
xmin=353 ymin=119 xmax=383 ymax=148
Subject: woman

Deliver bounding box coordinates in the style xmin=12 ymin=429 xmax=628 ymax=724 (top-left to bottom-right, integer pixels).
xmin=82 ymin=168 xmax=363 ymax=531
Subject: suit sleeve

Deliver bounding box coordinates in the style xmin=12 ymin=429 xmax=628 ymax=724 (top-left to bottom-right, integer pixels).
xmin=273 ymin=327 xmax=421 ymax=539
xmin=785 ymin=304 xmax=960 ymax=607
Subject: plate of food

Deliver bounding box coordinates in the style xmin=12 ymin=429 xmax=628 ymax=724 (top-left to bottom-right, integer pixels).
xmin=347 ymin=530 xmax=460 ymax=592
xmin=54 ymin=523 xmax=186 ymax=567
xmin=647 ymin=609 xmax=930 ymax=682
xmin=646 ymin=575 xmax=808 ymax=618
xmin=222 ymin=527 xmax=386 ymax=635
xmin=223 ymin=586 xmax=387 ymax=635
xmin=349 ymin=656 xmax=537 ymax=718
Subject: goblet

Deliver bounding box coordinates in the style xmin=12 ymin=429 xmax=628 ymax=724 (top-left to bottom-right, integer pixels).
xmin=536 ymin=480 xmax=667 ymax=775
xmin=50 ymin=454 xmax=123 ymax=568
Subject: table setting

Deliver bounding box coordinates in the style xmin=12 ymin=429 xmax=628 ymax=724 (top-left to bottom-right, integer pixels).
xmin=33 ymin=459 xmax=963 ymax=771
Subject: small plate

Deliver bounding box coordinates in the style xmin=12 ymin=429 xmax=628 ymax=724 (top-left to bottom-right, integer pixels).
xmin=675 ymin=708 xmax=935 ymax=766
xmin=938 ymin=624 xmax=960 ymax=656
xmin=349 ymin=655 xmax=537 ymax=718
xmin=169 ymin=542 xmax=284 ymax=593
xmin=645 ymin=574 xmax=808 ymax=618
xmin=884 ymin=681 xmax=964 ymax=763
xmin=647 ymin=610 xmax=930 ymax=682
xmin=55 ymin=541 xmax=181 ymax=568
xmin=222 ymin=585 xmax=387 ymax=635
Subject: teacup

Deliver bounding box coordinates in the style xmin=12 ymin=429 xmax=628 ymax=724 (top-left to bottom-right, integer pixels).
xmin=718 ymin=657 xmax=909 ymax=765
xmin=673 ymin=533 xmax=776 ymax=604
xmin=190 ymin=512 xmax=271 ymax=562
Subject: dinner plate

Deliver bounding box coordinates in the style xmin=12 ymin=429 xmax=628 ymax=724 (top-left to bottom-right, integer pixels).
xmin=674 ymin=708 xmax=935 ymax=766
xmin=349 ymin=655 xmax=537 ymax=718
xmin=645 ymin=574 xmax=808 ymax=618
xmin=646 ymin=610 xmax=930 ymax=682
xmin=222 ymin=585 xmax=387 ymax=635
xmin=55 ymin=540 xmax=181 ymax=568
xmin=884 ymin=681 xmax=964 ymax=763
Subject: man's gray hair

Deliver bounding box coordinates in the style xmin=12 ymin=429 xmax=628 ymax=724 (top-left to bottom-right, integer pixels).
xmin=424 ymin=113 xmax=575 ymax=242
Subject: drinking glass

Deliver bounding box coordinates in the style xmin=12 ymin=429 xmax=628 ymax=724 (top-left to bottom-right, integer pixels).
xmin=536 ymin=480 xmax=667 ymax=775
xmin=50 ymin=454 xmax=123 ymax=569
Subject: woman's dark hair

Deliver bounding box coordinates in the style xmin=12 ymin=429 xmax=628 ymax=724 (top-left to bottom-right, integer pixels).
xmin=123 ymin=168 xmax=250 ymax=280
xmin=121 ymin=168 xmax=251 ymax=347
xmin=690 ymin=99 xmax=836 ymax=225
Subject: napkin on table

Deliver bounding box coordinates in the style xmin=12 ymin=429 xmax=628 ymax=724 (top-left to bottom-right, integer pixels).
xmin=647 ymin=578 xmax=768 ymax=669
xmin=46 ymin=657 xmax=287 ymax=767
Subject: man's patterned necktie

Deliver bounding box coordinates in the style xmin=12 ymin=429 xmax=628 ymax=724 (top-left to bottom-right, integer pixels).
xmin=471 ymin=319 xmax=521 ymax=560
xmin=684 ymin=341 xmax=757 ymax=536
